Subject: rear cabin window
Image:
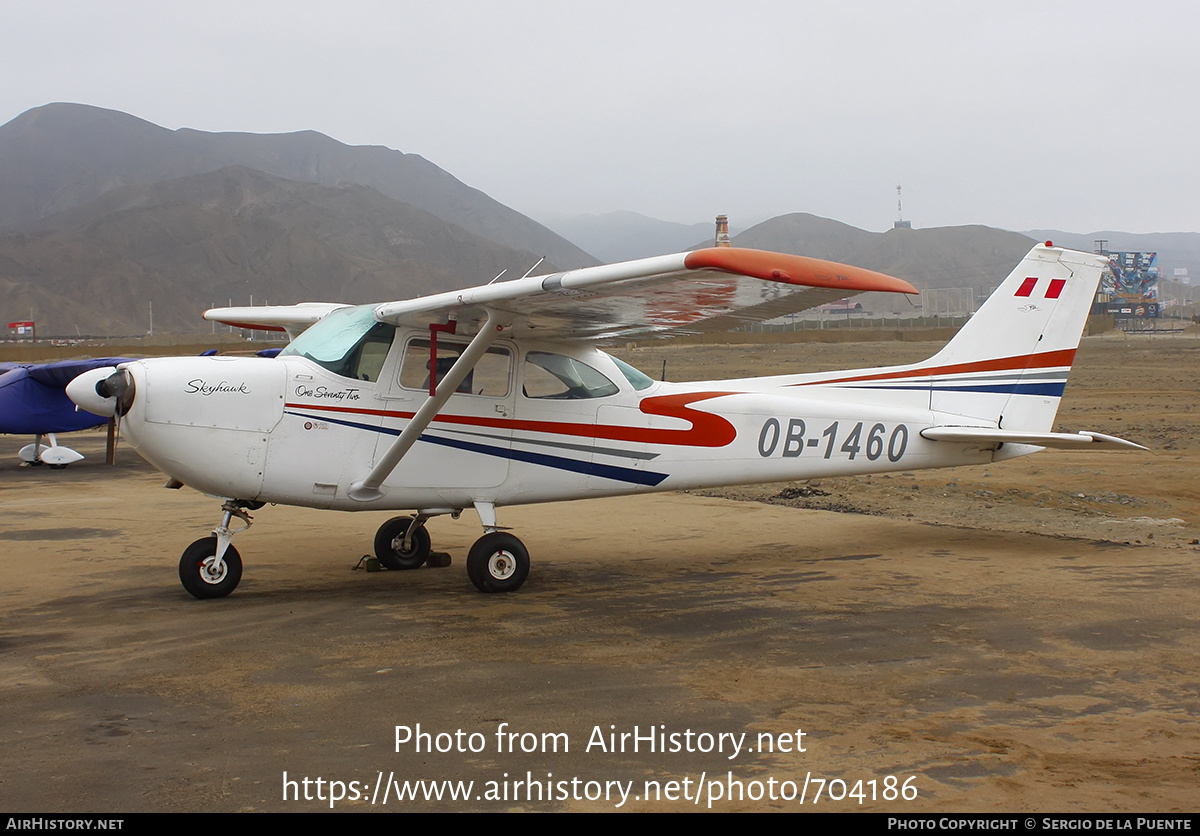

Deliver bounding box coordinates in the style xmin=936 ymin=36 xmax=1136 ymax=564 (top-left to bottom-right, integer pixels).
xmin=522 ymin=352 xmax=619 ymax=400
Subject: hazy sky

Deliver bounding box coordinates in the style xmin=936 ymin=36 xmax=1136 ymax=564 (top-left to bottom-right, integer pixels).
xmin=3 ymin=1 xmax=1196 ymax=233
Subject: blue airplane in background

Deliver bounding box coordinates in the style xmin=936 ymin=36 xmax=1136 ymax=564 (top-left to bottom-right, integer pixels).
xmin=0 ymin=358 xmax=132 ymax=465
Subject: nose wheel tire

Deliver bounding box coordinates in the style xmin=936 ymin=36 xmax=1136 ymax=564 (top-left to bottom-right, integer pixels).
xmin=179 ymin=537 xmax=243 ymax=599
xmin=374 ymin=516 xmax=432 ymax=570
xmin=466 ymin=532 xmax=529 ymax=593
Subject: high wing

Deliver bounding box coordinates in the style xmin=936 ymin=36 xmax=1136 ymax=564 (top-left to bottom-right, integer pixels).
xmin=374 ymin=248 xmax=918 ymax=340
xmin=203 ymin=302 xmax=348 ymax=340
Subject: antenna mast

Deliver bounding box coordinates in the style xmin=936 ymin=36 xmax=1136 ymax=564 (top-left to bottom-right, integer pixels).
xmin=893 ymin=184 xmax=912 ymax=229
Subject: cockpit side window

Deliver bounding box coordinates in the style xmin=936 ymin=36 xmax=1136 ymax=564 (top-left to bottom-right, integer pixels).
xmin=522 ymin=352 xmax=619 ymax=400
xmin=353 ymin=334 xmax=392 ymax=382
xmin=399 ymin=339 xmax=512 ymax=397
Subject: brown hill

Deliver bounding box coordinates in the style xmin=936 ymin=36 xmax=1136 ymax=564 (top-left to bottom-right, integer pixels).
xmin=732 ymin=213 xmax=1036 ymax=291
xmin=0 ymin=166 xmax=555 ymax=336
xmin=0 ymin=102 xmax=597 ymax=269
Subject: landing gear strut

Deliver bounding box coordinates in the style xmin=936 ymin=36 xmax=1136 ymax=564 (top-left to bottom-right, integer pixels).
xmin=178 ymin=499 xmax=256 ymax=599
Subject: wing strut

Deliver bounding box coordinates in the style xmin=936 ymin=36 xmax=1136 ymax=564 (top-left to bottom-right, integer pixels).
xmin=347 ymin=310 xmax=505 ymax=502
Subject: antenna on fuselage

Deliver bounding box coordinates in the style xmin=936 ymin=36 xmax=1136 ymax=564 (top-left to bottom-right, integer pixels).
xmin=487 ymin=268 xmax=508 ymax=286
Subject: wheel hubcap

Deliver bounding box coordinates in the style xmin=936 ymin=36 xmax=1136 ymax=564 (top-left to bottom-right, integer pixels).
xmin=198 ymin=556 xmax=227 ymax=585
xmin=487 ymin=550 xmax=515 ymax=580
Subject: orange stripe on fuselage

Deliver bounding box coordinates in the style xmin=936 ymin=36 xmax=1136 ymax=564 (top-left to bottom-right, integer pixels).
xmin=285 ymin=391 xmax=739 ymax=448
xmin=786 ymin=349 xmax=1077 ymax=387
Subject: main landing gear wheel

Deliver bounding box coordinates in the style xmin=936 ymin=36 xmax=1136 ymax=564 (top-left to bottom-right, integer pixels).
xmin=466 ymin=532 xmax=529 ymax=593
xmin=374 ymin=516 xmax=432 ymax=570
xmin=179 ymin=536 xmax=243 ymax=599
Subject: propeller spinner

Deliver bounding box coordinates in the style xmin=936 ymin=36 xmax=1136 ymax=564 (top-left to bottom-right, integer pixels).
xmin=66 ymin=366 xmax=135 ymax=418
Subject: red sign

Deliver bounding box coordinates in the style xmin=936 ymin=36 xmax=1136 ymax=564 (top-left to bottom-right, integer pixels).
xmin=7 ymin=321 xmax=33 ymax=328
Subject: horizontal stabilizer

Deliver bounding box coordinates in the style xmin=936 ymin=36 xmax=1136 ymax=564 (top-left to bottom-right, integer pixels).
xmin=921 ymin=427 xmax=1148 ymax=451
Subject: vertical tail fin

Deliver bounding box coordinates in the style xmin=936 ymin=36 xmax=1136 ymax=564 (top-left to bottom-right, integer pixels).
xmin=921 ymin=243 xmax=1108 ymax=431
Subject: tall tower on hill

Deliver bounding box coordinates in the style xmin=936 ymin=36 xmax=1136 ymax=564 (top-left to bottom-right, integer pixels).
xmin=894 ymin=184 xmax=912 ymax=229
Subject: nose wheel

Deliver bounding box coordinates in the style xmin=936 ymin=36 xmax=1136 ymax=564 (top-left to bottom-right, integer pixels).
xmin=179 ymin=537 xmax=243 ymax=599
xmin=178 ymin=499 xmax=255 ymax=599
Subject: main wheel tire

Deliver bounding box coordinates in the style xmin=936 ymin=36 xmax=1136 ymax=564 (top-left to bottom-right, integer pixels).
xmin=179 ymin=536 xmax=243 ymax=599
xmin=466 ymin=532 xmax=529 ymax=593
xmin=374 ymin=516 xmax=431 ymax=570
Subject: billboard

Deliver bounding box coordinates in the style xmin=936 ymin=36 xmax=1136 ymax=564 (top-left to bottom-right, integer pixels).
xmin=1099 ymin=250 xmax=1156 ymax=316
xmin=1100 ymin=302 xmax=1159 ymax=318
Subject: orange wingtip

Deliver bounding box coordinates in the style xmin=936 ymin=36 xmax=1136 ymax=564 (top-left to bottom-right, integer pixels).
xmin=684 ymin=248 xmax=918 ymax=295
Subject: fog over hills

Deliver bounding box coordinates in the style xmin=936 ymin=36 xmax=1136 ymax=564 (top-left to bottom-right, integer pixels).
xmin=0 ymin=103 xmax=597 ymax=335
xmin=555 ymin=209 xmax=1040 ymax=293
xmin=720 ymin=214 xmax=1037 ymax=315
xmin=0 ymin=103 xmax=596 ymax=269
xmin=0 ymin=166 xmax=554 ymax=335
xmin=558 ymin=211 xmax=1196 ymax=301
xmin=1 ymin=102 xmax=1189 ymax=337
xmin=732 ymin=214 xmax=1036 ymax=289
xmin=541 ymin=211 xmax=716 ymax=263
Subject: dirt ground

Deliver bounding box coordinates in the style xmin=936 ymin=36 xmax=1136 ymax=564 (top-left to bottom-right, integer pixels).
xmin=1 ymin=333 xmax=1198 ymax=812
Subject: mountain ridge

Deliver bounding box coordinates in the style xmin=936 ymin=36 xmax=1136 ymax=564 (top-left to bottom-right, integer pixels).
xmin=0 ymin=102 xmax=597 ymax=269
xmin=0 ymin=165 xmax=555 ymax=335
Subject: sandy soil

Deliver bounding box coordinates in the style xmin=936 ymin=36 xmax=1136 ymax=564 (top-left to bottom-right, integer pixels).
xmin=1 ymin=333 xmax=1198 ymax=812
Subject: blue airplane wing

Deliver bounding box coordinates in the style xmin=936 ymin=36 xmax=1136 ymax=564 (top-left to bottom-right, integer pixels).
xmin=0 ymin=358 xmax=133 ymax=435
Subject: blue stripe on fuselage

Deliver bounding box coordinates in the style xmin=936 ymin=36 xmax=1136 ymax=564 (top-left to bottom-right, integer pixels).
xmin=285 ymin=410 xmax=668 ymax=486
xmin=847 ymin=382 xmax=1067 ymax=397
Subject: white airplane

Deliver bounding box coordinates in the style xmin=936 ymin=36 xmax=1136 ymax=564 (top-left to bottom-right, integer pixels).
xmin=67 ymin=243 xmax=1144 ymax=599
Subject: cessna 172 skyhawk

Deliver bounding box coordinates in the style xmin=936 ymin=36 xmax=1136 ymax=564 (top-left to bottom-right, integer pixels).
xmin=67 ymin=243 xmax=1144 ymax=599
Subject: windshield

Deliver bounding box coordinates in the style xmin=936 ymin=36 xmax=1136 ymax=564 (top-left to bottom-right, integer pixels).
xmin=279 ymin=305 xmax=395 ymax=381
xmin=607 ymin=354 xmax=656 ymax=391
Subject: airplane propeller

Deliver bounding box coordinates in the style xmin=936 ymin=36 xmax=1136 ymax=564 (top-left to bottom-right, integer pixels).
xmin=65 ymin=366 xmax=135 ymax=464
xmin=95 ymin=369 xmax=135 ymax=417
xmin=94 ymin=369 xmax=134 ymax=463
